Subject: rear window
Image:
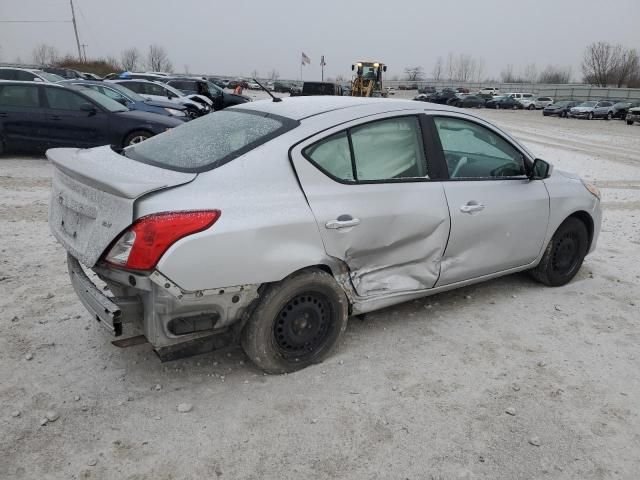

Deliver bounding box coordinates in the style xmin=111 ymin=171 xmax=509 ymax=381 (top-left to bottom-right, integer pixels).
xmin=124 ymin=109 xmax=298 ymax=173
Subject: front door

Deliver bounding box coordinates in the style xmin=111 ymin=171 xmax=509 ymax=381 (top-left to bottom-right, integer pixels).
xmin=290 ymin=114 xmax=451 ymax=298
xmin=42 ymin=87 xmax=109 ymax=148
xmin=430 ymin=115 xmax=550 ymax=286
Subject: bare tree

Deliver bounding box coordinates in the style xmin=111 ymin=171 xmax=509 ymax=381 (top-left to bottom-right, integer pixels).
xmin=582 ymin=41 xmax=620 ymax=86
xmin=611 ymin=47 xmax=639 ymax=87
xmin=432 ymin=56 xmax=443 ymax=81
xmin=335 ymin=74 xmax=345 ymax=82
xmin=251 ymin=69 xmax=260 ymax=80
xmin=501 ymin=64 xmax=516 ymax=83
xmin=404 ymin=66 xmax=424 ymax=81
xmin=120 ymin=48 xmax=140 ymax=71
xmin=453 ymin=54 xmax=476 ymax=82
xmin=268 ymin=69 xmax=280 ymax=81
xmin=475 ymin=58 xmax=485 ymax=83
xmin=146 ymin=44 xmax=172 ymax=72
xmin=184 ymin=64 xmax=190 ymax=75
xmin=446 ymin=52 xmax=455 ymax=80
xmin=105 ymin=56 xmax=121 ymax=70
xmin=538 ymin=65 xmax=572 ymax=84
xmin=522 ymin=63 xmax=539 ymax=83
xmin=32 ymin=44 xmax=58 ymax=65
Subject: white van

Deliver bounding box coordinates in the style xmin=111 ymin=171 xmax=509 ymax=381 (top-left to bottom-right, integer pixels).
xmin=505 ymin=92 xmax=536 ymax=109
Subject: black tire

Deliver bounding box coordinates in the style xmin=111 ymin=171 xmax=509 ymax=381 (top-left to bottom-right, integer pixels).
xmin=628 ymin=120 xmax=634 ymax=125
xmin=588 ymin=112 xmax=594 ymax=120
xmin=606 ymin=112 xmax=612 ymax=120
xmin=530 ymin=217 xmax=589 ymax=287
xmin=528 ymin=104 xmax=535 ymax=110
xmin=241 ymin=269 xmax=348 ymax=374
xmin=186 ymin=106 xmax=200 ymax=119
xmin=123 ymin=130 xmax=152 ymax=147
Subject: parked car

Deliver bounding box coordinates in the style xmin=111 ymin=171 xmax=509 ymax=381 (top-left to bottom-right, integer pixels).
xmin=0 ymin=67 xmax=64 ymax=83
xmin=0 ymin=81 xmax=182 ymax=154
xmin=418 ymin=86 xmax=436 ymax=94
xmin=110 ymin=79 xmax=210 ymax=118
xmin=479 ymin=87 xmax=500 ymax=96
xmin=47 ymin=97 xmax=601 ymax=373
xmin=534 ymin=97 xmax=554 ymax=109
xmin=41 ymin=67 xmax=84 ymax=79
xmin=612 ymin=101 xmax=640 ymax=119
xmin=247 ymin=81 xmax=261 ymax=90
xmin=504 ymin=92 xmax=536 ymax=109
xmin=227 ymin=79 xmax=249 ymax=90
xmin=289 ymin=84 xmax=302 ymax=96
xmin=485 ymin=96 xmax=524 ymax=109
xmin=60 ymin=79 xmax=188 ymax=120
xmin=385 ymin=86 xmax=396 ymax=95
xmin=626 ymin=106 xmax=640 ymax=125
xmin=431 ymin=90 xmax=458 ymax=104
xmin=413 ymin=94 xmax=430 ymax=102
xmin=164 ymin=77 xmax=250 ymax=111
xmin=273 ymin=81 xmax=292 ymax=93
xmin=569 ymin=101 xmax=615 ymax=120
xmin=451 ymin=94 xmax=485 ymax=108
xmin=456 ymin=87 xmax=470 ymax=94
xmin=542 ymin=100 xmax=580 ymax=118
xmin=301 ymin=82 xmax=343 ymax=96
xmin=80 ymin=72 xmax=103 ymax=80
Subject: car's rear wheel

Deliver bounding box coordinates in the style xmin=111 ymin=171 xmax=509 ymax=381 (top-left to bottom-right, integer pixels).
xmin=124 ymin=130 xmax=152 ymax=147
xmin=241 ymin=269 xmax=348 ymax=374
xmin=606 ymin=111 xmax=613 ymax=120
xmin=628 ymin=120 xmax=634 ymax=125
xmin=528 ymin=104 xmax=535 ymax=110
xmin=530 ymin=217 xmax=589 ymax=287
xmin=185 ymin=106 xmax=200 ymax=119
xmin=588 ymin=112 xmax=594 ymax=120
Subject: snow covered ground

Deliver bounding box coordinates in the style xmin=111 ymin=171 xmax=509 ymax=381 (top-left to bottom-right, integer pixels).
xmin=1 ymin=106 xmax=639 ymax=479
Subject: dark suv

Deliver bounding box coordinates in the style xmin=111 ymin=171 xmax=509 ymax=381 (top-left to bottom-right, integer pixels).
xmin=165 ymin=77 xmax=250 ymax=111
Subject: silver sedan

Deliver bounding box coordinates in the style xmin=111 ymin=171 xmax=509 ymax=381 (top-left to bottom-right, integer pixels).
xmin=48 ymin=97 xmax=602 ymax=374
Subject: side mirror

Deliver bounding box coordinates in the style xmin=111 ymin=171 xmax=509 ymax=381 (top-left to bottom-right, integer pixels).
xmin=116 ymin=98 xmax=128 ymax=106
xmin=80 ymin=103 xmax=97 ymax=115
xmin=383 ymin=66 xmax=387 ymax=72
xmin=351 ymin=64 xmax=355 ymax=71
xmin=530 ymin=158 xmax=552 ymax=180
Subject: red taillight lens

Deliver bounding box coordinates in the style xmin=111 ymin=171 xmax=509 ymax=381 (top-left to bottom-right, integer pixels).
xmin=105 ymin=210 xmax=221 ymax=271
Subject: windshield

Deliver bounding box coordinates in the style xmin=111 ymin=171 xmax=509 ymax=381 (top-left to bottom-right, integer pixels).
xmin=35 ymin=70 xmax=64 ymax=82
xmin=108 ymin=83 xmax=146 ymax=102
xmin=125 ymin=109 xmax=298 ymax=172
xmin=161 ymin=83 xmax=185 ymax=97
xmin=207 ymin=81 xmax=223 ymax=94
xmin=579 ymin=101 xmax=597 ymax=107
xmin=77 ymin=87 xmax=128 ymax=112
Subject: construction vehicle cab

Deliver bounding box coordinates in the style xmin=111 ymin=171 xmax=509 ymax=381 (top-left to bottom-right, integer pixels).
xmin=351 ymin=61 xmax=387 ymax=97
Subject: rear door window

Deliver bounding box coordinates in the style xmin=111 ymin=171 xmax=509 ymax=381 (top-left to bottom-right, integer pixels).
xmin=44 ymin=87 xmax=87 ymax=110
xmin=125 ymin=109 xmax=298 ymax=172
xmin=0 ymin=84 xmax=40 ymax=108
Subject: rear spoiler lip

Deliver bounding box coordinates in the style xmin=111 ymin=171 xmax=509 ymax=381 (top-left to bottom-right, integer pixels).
xmin=46 ymin=146 xmax=197 ymax=199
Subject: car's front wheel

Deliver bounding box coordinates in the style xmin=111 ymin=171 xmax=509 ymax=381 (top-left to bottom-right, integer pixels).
xmin=528 ymin=104 xmax=535 ymax=110
xmin=606 ymin=112 xmax=613 ymax=120
xmin=530 ymin=217 xmax=589 ymax=287
xmin=628 ymin=120 xmax=634 ymax=125
xmin=588 ymin=112 xmax=594 ymax=120
xmin=241 ymin=269 xmax=348 ymax=374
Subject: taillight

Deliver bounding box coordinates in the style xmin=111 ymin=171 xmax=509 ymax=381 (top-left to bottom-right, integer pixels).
xmin=104 ymin=210 xmax=221 ymax=271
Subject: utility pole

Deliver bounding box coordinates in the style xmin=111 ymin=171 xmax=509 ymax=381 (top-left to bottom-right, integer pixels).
xmin=81 ymin=44 xmax=88 ymax=62
xmin=69 ymin=0 xmax=82 ymax=61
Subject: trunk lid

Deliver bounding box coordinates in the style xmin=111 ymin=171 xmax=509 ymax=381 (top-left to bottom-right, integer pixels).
xmin=48 ymin=146 xmax=196 ymax=267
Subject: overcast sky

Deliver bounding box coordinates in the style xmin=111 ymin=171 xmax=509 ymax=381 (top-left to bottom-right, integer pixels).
xmin=1 ymin=0 xmax=638 ymax=81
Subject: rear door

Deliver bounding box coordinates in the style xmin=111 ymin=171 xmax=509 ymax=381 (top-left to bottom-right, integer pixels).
xmin=429 ymin=114 xmax=549 ymax=286
xmin=42 ymin=86 xmax=110 ymax=148
xmin=0 ymin=83 xmax=47 ymax=150
xmin=290 ymin=113 xmax=451 ymax=297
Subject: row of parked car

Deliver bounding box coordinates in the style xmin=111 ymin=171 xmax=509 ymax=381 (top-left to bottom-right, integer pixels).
xmin=413 ymin=86 xmax=640 ymax=123
xmin=0 ymin=66 xmax=255 ymax=154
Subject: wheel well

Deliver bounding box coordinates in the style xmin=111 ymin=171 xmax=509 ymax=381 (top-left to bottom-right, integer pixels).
xmin=568 ymin=211 xmax=594 ymax=250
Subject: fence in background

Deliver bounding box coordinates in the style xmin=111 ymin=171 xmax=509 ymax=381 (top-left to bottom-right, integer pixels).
xmin=382 ymin=79 xmax=640 ymax=101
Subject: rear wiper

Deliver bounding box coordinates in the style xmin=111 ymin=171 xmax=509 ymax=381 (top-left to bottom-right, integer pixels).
xmin=254 ymin=78 xmax=281 ymax=103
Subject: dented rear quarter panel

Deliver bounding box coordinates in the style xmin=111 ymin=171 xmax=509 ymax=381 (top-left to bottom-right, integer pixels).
xmin=143 ymin=132 xmax=333 ymax=291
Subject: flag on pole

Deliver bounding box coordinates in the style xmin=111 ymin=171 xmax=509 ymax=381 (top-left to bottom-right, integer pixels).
xmin=320 ymin=55 xmax=326 ymax=67
xmin=301 ymin=52 xmax=310 ymax=65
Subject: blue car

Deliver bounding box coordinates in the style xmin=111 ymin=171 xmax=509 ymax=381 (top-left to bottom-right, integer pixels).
xmin=0 ymin=81 xmax=184 ymax=154
xmin=59 ymin=80 xmax=188 ymax=121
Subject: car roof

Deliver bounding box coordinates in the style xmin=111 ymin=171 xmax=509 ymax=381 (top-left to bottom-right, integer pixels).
xmin=233 ymin=96 xmax=463 ymax=121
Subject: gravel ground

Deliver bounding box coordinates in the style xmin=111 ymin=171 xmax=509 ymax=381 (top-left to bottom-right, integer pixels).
xmin=1 ymin=105 xmax=639 ymax=480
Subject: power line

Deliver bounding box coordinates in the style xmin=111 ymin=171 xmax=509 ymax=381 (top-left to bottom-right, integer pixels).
xmin=0 ymin=20 xmax=71 ymax=23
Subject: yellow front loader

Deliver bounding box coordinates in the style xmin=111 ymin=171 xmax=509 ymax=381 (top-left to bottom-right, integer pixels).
xmin=351 ymin=61 xmax=387 ymax=97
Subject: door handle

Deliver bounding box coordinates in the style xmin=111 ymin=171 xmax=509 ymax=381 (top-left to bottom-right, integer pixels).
xmin=325 ymin=216 xmax=361 ymax=229
xmin=460 ymin=201 xmax=485 ymax=214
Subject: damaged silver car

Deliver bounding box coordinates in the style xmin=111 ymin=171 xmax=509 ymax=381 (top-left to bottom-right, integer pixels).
xmin=48 ymin=97 xmax=602 ymax=374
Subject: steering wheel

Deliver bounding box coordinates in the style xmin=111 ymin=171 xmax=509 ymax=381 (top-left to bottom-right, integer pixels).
xmin=490 ymin=162 xmax=522 ymax=177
